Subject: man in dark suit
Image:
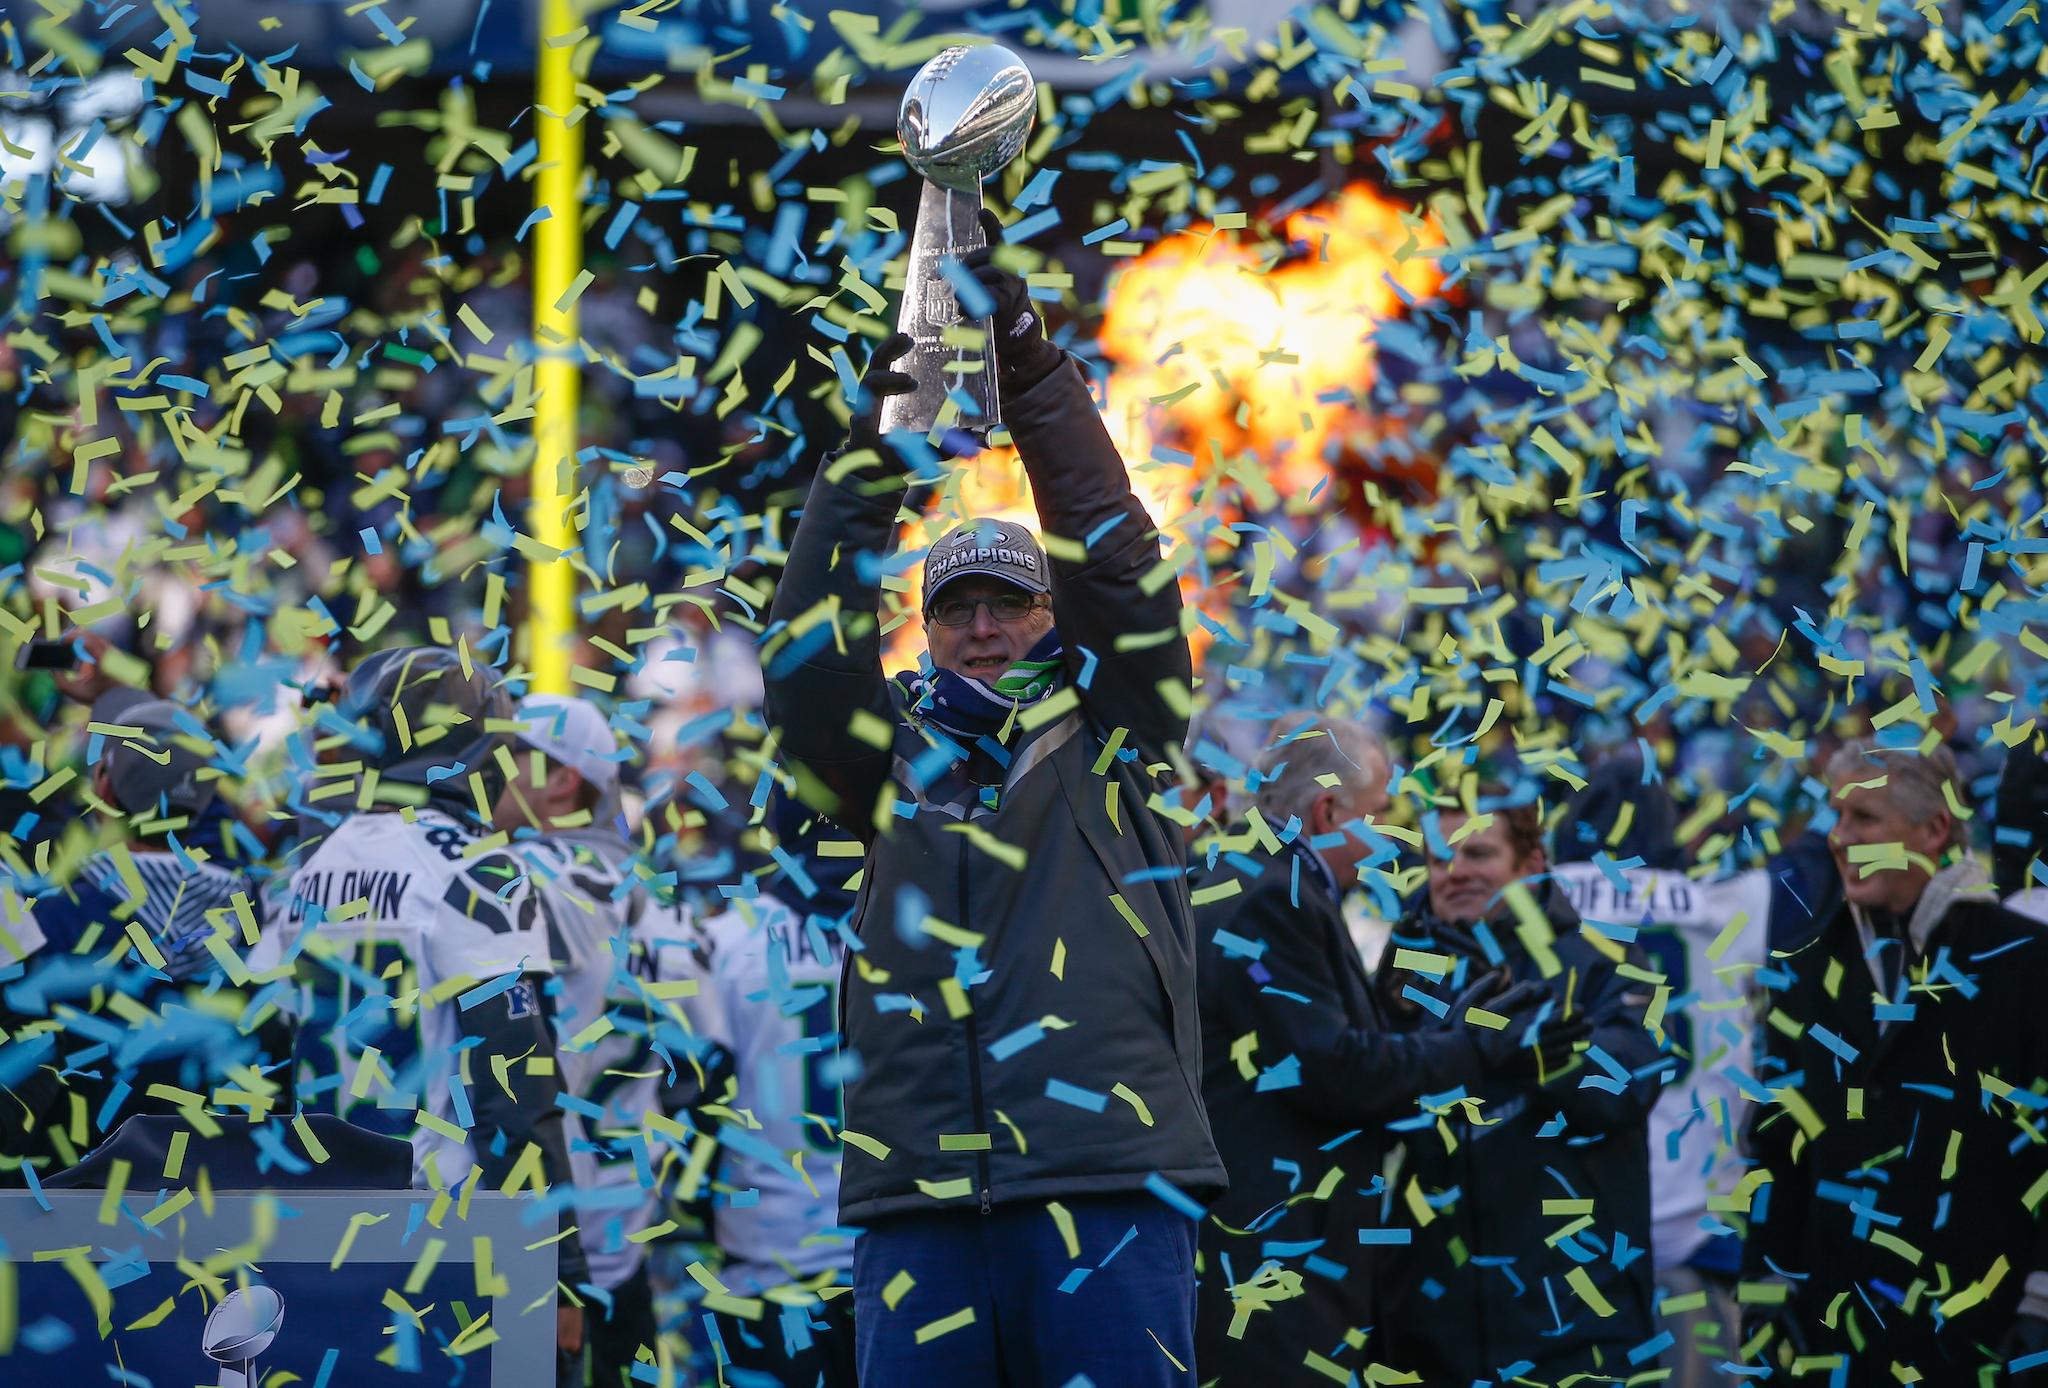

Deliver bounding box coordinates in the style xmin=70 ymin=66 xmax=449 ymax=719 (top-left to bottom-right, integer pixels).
xmin=1190 ymin=719 xmax=1565 ymax=1385
xmin=1745 ymin=738 xmax=2048 ymax=1383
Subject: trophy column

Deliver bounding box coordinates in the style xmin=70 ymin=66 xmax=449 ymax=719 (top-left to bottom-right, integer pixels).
xmin=881 ymin=179 xmax=998 ymax=438
xmin=877 ymin=42 xmax=1036 ymax=442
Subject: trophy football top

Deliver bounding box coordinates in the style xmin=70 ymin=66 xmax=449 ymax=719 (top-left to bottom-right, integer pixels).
xmin=203 ymin=1285 xmax=285 ymax=1363
xmin=899 ymin=44 xmax=1037 ymax=193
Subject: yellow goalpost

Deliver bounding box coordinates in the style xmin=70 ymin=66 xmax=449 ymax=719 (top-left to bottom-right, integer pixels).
xmin=526 ymin=0 xmax=584 ymax=696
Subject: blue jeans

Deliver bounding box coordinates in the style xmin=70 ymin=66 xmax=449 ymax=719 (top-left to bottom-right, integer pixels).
xmin=853 ymin=1193 xmax=1198 ymax=1387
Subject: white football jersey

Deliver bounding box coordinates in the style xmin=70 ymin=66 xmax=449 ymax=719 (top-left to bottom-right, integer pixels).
xmin=1 ymin=881 xmax=46 ymax=965
xmin=673 ymin=892 xmax=853 ymax=1292
xmin=1553 ymin=862 xmax=1772 ymax=1270
xmin=519 ymin=830 xmax=700 ymax=1292
xmin=251 ymin=809 xmax=554 ymax=1187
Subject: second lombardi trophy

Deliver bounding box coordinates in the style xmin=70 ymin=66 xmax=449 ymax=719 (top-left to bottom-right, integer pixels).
xmin=202 ymin=1285 xmax=284 ymax=1388
xmin=881 ymin=43 xmax=1036 ymax=438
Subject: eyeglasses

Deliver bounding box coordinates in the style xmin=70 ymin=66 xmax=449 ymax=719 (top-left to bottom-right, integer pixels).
xmin=927 ymin=592 xmax=1045 ymax=627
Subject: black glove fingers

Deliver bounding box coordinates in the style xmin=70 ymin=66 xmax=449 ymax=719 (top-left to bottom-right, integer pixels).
xmin=873 ymin=332 xmax=915 ymax=370
xmin=1488 ymin=980 xmax=1541 ymax=1013
xmin=864 ymin=370 xmax=916 ymax=400
xmin=961 ymin=212 xmax=1005 ymax=278
xmin=968 ymin=263 xmax=1023 ymax=317
xmin=843 ymin=335 xmax=918 ymax=460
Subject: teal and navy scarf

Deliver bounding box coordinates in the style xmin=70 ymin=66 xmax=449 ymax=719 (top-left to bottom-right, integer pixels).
xmin=898 ymin=628 xmax=1065 ymax=744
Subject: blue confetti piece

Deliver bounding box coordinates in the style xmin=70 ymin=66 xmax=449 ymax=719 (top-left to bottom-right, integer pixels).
xmin=501 ymin=140 xmax=538 ymax=178
xmin=1082 ymin=218 xmax=1129 ymax=246
xmin=366 ymin=4 xmax=408 ymax=44
xmin=457 ymin=970 xmax=523 ymax=1011
xmin=1015 ymin=169 xmax=1060 ymax=210
xmin=1143 ymin=1171 xmax=1207 ymax=1220
xmin=604 ymin=200 xmax=640 ymax=250
xmin=1807 ymin=1024 xmax=1860 ymax=1064
xmin=1256 ymin=1054 xmax=1302 ymax=1092
xmin=989 ymin=1022 xmax=1046 ymax=1061
xmin=1401 ymin=984 xmax=1449 ymax=1019
xmin=439 ymin=1070 xmax=472 ymax=1132
xmin=1006 ymin=207 xmax=1061 ymax=243
xmin=20 ymin=1315 xmax=74 ymax=1354
xmin=685 ymin=771 xmax=729 ymax=811
xmin=939 ymin=257 xmax=994 ymax=321
xmin=1045 ymin=1078 xmax=1109 ymax=1112
xmin=768 ymin=844 xmax=817 ymax=898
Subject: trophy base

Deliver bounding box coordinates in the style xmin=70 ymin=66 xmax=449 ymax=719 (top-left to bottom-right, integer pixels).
xmin=879 ymin=179 xmax=1001 ymax=440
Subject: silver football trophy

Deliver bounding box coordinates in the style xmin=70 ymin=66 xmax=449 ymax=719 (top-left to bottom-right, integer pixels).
xmin=202 ymin=1285 xmax=284 ymax=1388
xmin=881 ymin=43 xmax=1037 ymax=438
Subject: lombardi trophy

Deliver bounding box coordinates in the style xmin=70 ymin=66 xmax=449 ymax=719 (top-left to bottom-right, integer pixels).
xmin=880 ymin=43 xmax=1037 ymax=438
xmin=201 ymin=1285 xmax=284 ymax=1388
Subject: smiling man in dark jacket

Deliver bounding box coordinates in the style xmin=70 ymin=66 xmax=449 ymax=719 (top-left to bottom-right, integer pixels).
xmin=1374 ymin=786 xmax=1665 ymax=1385
xmin=763 ymin=228 xmax=1224 ymax=1386
xmin=1193 ymin=721 xmax=1565 ymax=1385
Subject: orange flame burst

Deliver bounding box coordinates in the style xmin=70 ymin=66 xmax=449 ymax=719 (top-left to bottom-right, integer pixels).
xmin=885 ymin=184 xmax=1442 ymax=672
xmin=1098 ymin=183 xmax=1445 ymax=510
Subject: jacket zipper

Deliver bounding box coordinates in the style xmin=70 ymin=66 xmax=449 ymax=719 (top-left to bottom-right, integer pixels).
xmin=1463 ymin=1091 xmax=1489 ymax=1369
xmin=957 ymin=836 xmax=993 ymax=1213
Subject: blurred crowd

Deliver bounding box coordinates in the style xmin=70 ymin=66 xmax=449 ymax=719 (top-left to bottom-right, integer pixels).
xmin=0 ymin=212 xmax=2045 ymax=1386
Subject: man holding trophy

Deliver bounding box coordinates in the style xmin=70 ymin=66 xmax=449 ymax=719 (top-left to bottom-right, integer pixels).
xmin=763 ymin=42 xmax=1222 ymax=1387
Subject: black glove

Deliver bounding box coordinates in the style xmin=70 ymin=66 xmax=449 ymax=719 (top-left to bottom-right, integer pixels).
xmin=1540 ymin=1015 xmax=1597 ymax=1072
xmin=1455 ymin=979 xmax=1560 ymax=1074
xmin=2000 ymin=1313 xmax=2048 ymax=1376
xmin=1524 ymin=1008 xmax=1596 ymax=1078
xmin=1438 ymin=965 xmax=1511 ymax=1016
xmin=964 ymin=209 xmax=1063 ymax=394
xmin=846 ymin=331 xmax=916 ymax=460
xmin=1480 ymin=982 xmax=1595 ymax=1082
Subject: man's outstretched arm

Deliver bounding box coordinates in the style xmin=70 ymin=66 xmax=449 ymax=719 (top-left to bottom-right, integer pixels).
xmin=969 ymin=226 xmax=1189 ymax=758
xmin=762 ymin=339 xmax=917 ymax=837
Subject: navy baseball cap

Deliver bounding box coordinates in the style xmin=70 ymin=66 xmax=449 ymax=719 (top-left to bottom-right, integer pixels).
xmin=922 ymin=518 xmax=1050 ymax=609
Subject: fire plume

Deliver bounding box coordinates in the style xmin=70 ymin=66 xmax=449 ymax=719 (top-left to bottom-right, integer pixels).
xmin=886 ymin=184 xmax=1441 ymax=671
xmin=1098 ymin=183 xmax=1446 ymax=509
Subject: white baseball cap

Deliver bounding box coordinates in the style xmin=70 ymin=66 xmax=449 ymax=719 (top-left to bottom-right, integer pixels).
xmin=508 ymin=695 xmax=621 ymax=791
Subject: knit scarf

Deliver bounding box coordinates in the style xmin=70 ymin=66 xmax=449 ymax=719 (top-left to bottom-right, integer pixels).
xmin=898 ymin=628 xmax=1065 ymax=744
